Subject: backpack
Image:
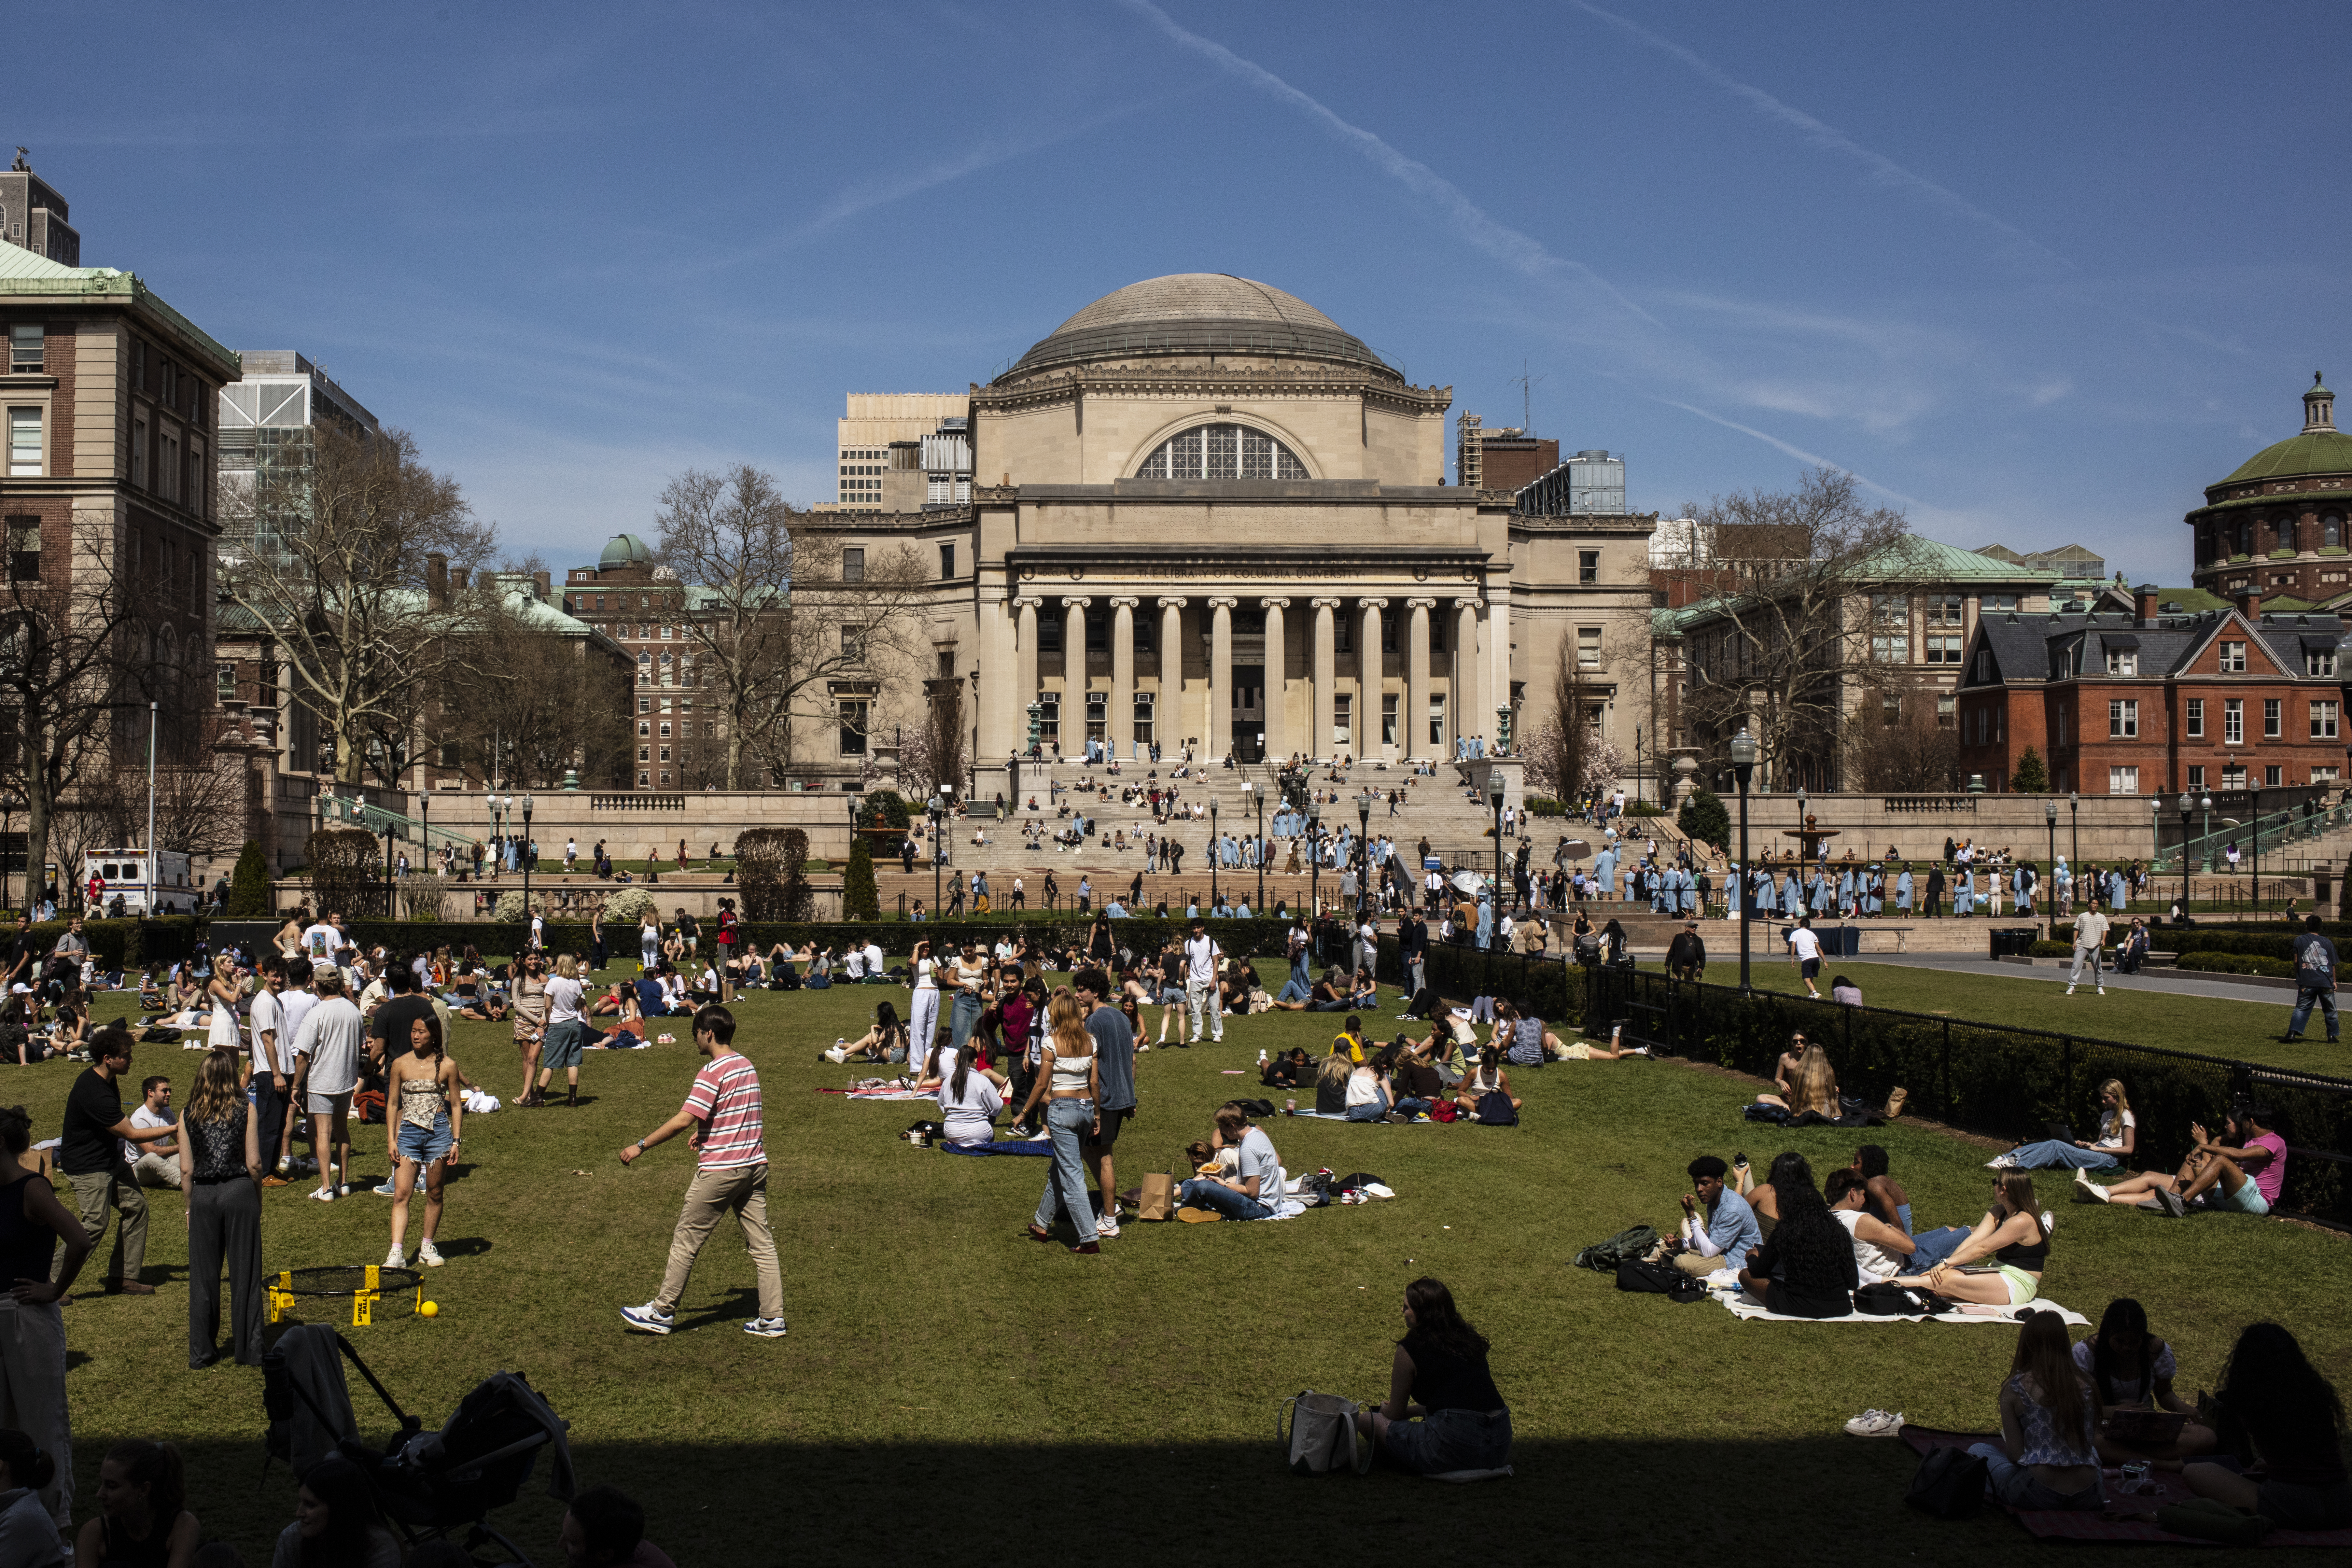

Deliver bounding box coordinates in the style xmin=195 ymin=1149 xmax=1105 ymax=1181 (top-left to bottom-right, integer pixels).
xmin=1573 ymin=1225 xmax=1660 ymax=1272
xmin=1279 ymin=1391 xmax=1371 ymax=1476
xmin=1474 ymin=1090 xmax=1519 ymax=1126
xmin=1905 ymin=1446 xmax=1987 ymax=1518
xmin=1428 ymin=1098 xmax=1459 ymax=1123
xmin=1614 ymin=1259 xmax=1681 ymax=1293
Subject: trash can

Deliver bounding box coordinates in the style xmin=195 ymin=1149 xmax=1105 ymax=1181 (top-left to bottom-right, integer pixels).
xmin=1989 ymin=927 xmax=2038 ymax=959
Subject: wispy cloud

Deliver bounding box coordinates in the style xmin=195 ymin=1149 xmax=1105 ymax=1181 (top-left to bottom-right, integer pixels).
xmin=1565 ymin=1 xmax=2072 ymax=276
xmin=1651 ymin=396 xmax=1928 ymax=509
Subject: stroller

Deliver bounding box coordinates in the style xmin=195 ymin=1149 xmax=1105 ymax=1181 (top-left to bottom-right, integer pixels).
xmin=263 ymin=1324 xmax=572 ymax=1565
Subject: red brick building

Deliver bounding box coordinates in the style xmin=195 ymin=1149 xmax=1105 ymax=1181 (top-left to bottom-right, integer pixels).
xmin=2186 ymin=376 xmax=2352 ymax=605
xmin=1955 ymin=585 xmax=2346 ymax=796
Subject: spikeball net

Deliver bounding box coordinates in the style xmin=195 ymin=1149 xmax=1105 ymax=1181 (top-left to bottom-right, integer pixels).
xmin=265 ymin=1265 xmax=424 ymax=1327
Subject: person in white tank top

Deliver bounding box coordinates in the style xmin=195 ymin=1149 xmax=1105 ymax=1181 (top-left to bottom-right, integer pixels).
xmin=1827 ymin=1168 xmax=1915 ymax=1282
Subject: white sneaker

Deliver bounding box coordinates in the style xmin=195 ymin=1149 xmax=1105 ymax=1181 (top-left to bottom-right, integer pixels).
xmin=2097 ymin=987 xmax=2105 ymax=995
xmin=1096 ymin=1214 xmax=1120 ymax=1239
xmin=308 ymin=1186 xmax=337 ymax=1202
xmin=1843 ymin=1408 xmax=1905 ymax=1437
xmin=1985 ymin=1153 xmax=2016 ymax=1169
xmin=2065 ymin=986 xmax=2076 ymax=995
xmin=385 ymin=1244 xmax=405 ymax=1269
xmin=418 ymin=1239 xmax=444 ymax=1267
xmin=2040 ymin=1210 xmax=2057 ymax=1235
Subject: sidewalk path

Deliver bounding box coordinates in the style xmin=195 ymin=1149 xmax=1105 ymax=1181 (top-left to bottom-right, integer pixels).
xmin=1872 ymin=954 xmax=2293 ymax=1008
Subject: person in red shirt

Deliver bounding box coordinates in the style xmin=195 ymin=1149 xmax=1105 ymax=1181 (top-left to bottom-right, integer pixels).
xmin=617 ymin=1005 xmax=786 ymax=1338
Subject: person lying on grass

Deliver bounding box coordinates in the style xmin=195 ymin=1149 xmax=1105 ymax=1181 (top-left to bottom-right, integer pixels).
xmin=1259 ymin=1048 xmax=1313 ymax=1090
xmin=1992 ymin=1078 xmax=2135 ymax=1172
xmin=1266 ymin=968 xmax=1351 ymax=1013
xmin=1825 ymin=1167 xmax=1919 ymax=1282
xmin=1351 ymin=1277 xmax=1513 ymax=1476
xmin=1734 ymin=1154 xmax=1858 ymax=1318
xmin=2076 ymin=1103 xmax=2284 ymax=1218
xmin=1850 ymin=1145 xmax=1971 ymax=1272
xmin=1892 ymin=1171 xmax=2051 ymax=1307
xmin=1669 ymin=1154 xmax=1761 ymax=1278
xmin=1452 ymin=1047 xmax=1520 ymax=1117
xmin=2076 ymin=1297 xmax=2218 ymax=1466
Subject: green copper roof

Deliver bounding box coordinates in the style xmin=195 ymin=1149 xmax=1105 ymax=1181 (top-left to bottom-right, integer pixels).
xmin=0 ymin=247 xmax=241 ymax=379
xmin=599 ymin=533 xmax=652 ymax=568
xmin=2221 ymin=429 xmax=2352 ymax=486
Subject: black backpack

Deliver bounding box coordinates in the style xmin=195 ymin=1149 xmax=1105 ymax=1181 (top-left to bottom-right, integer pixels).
xmin=1615 ymin=1259 xmax=1680 ymax=1293
xmin=1855 ymin=1281 xmax=1955 ymax=1316
xmin=1905 ymin=1446 xmax=1987 ymax=1518
xmin=1474 ymin=1090 xmax=1519 ymax=1126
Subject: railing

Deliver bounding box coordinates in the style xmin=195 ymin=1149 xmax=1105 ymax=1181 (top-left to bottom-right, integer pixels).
xmin=592 ymin=794 xmax=685 ymax=810
xmin=317 ymin=794 xmax=475 ymax=848
xmin=1883 ymin=796 xmax=1979 ymax=814
xmin=2155 ymin=799 xmax=2352 ymax=873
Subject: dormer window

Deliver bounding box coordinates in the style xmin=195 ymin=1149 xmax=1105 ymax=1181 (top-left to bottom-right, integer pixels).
xmin=2105 ymin=650 xmax=2136 ymax=675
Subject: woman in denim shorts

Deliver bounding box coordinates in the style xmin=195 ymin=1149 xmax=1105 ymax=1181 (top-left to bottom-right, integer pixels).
xmin=1356 ymin=1278 xmax=1513 ymax=1474
xmin=384 ymin=1012 xmax=463 ymax=1271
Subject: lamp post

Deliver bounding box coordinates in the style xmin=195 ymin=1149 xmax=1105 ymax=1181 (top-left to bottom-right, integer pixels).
xmin=1730 ymin=729 xmax=1758 ymax=994
xmin=1485 ymin=777 xmax=1505 ymax=947
xmin=1634 ymin=725 xmax=1644 ymax=812
xmin=1018 ymin=700 xmax=1042 ymax=808
xmin=519 ymin=793 xmax=536 ymax=947
xmin=2177 ymin=792 xmax=2192 ymax=917
xmin=2200 ymin=792 xmax=2213 ymax=877
xmin=928 ymin=791 xmax=945 ymax=917
xmin=488 ymin=794 xmax=506 ymax=881
xmin=1496 ymin=705 xmax=1512 ymax=758
xmin=2044 ymin=801 xmax=2059 ymax=926
xmin=2068 ymin=791 xmax=2080 ymax=870
xmin=1309 ymin=797 xmax=1323 ymax=917
xmin=2250 ymin=782 xmax=2261 ymax=916
xmin=1243 ymin=781 xmax=1265 ymax=914
xmin=1209 ymin=796 xmax=1220 ymax=910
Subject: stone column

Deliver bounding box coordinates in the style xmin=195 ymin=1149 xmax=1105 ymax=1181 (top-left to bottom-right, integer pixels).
xmin=1158 ymin=597 xmax=1186 ymax=755
xmin=1261 ymin=597 xmax=1290 ymax=761
xmin=1358 ymin=598 xmax=1389 ymax=756
xmin=1015 ymin=598 xmax=1042 ymax=725
xmin=1488 ymin=587 xmax=1512 ymax=750
xmin=1311 ymin=597 xmax=1342 ymax=760
xmin=1405 ymin=597 xmax=1435 ymax=760
xmin=1453 ymin=598 xmax=1480 ymax=751
xmin=1109 ymin=596 xmax=1139 ymax=761
xmin=1206 ymin=596 xmax=1238 ymax=760
xmin=1061 ymin=597 xmax=1090 ymax=754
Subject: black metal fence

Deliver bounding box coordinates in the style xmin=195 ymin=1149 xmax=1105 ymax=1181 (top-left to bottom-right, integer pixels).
xmin=1582 ymin=966 xmax=2352 ymax=1229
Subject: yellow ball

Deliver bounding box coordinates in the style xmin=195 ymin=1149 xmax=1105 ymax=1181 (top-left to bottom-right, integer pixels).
xmin=419 ymin=1301 xmax=439 ymax=1319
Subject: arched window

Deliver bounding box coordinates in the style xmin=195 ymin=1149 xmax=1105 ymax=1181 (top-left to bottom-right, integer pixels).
xmin=2237 ymin=521 xmax=2253 ymax=557
xmin=1135 ymin=424 xmax=1307 ymax=480
xmin=2326 ymin=513 xmax=2344 ymax=549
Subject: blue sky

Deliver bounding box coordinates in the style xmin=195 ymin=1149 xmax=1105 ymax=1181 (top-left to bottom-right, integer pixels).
xmin=21 ymin=0 xmax=2352 ymax=584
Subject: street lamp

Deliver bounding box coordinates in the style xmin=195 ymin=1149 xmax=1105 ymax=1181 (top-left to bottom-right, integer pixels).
xmin=928 ymin=791 xmax=945 ymax=917
xmin=2068 ymin=791 xmax=2080 ymax=871
xmin=1357 ymin=786 xmax=1375 ymax=915
xmin=2176 ymin=792 xmax=2192 ymax=919
xmin=1730 ymin=729 xmax=1758 ymax=993
xmin=2200 ymin=792 xmax=2214 ymax=878
xmin=1796 ymin=784 xmax=1809 ymax=875
xmin=1209 ymin=796 xmax=1220 ymax=910
xmin=520 ymin=793 xmax=536 ymax=948
xmin=1485 ymin=777 xmax=1505 ymax=947
xmin=489 ymin=794 xmax=507 ymax=881
xmin=2044 ymin=800 xmax=2059 ymax=926
xmin=1308 ymin=797 xmax=1323 ymax=917
xmin=1243 ymin=781 xmax=1265 ymax=914
xmin=1634 ymin=725 xmax=1645 ymax=812
xmin=2251 ymin=780 xmax=2262 ymax=916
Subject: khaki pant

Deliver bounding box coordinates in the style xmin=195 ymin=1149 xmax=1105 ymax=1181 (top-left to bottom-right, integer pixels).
xmin=1673 ymin=1250 xmax=1719 ymax=1277
xmin=655 ymin=1162 xmax=783 ymax=1321
xmin=0 ymin=1299 xmax=70 ymax=1538
xmin=60 ymin=1168 xmax=145 ymax=1285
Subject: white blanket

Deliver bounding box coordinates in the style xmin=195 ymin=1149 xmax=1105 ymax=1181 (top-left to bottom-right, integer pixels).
xmin=1718 ymin=1290 xmax=2090 ymax=1326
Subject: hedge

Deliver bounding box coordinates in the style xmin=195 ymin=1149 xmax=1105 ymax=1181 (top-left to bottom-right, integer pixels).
xmin=33 ymin=917 xmax=202 ymax=972
xmin=2174 ymin=952 xmax=2295 ymax=978
xmin=1580 ymin=966 xmax=2351 ymax=1226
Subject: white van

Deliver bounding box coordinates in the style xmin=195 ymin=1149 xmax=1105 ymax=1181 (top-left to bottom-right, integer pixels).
xmin=79 ymin=848 xmax=195 ymax=915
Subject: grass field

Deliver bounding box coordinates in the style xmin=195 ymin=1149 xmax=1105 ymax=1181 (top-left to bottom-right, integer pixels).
xmin=35 ymin=967 xmax=2352 ymax=1564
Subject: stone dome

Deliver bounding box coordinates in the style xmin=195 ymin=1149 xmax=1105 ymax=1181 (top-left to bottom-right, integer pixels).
xmin=2216 ymin=375 xmax=2352 ymax=488
xmin=599 ymin=532 xmax=652 ymax=568
xmin=1004 ymin=273 xmax=1392 ymax=380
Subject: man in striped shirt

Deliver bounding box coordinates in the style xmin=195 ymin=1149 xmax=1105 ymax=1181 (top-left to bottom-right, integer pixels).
xmin=618 ymin=1005 xmax=787 ymax=1338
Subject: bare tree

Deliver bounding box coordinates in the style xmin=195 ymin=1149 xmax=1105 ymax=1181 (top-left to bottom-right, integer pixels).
xmin=439 ymin=612 xmax=632 ymax=790
xmin=653 ymin=466 xmax=930 ymax=787
xmin=218 ymin=424 xmax=496 ymax=785
xmin=1675 ymin=467 xmax=1919 ymax=791
xmin=898 ymin=670 xmax=965 ymax=800
xmin=1840 ymin=671 xmax=1961 ymax=793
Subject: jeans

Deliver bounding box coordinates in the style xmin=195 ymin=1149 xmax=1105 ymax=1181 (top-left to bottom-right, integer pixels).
xmin=654 ymin=1161 xmax=784 ymax=1321
xmin=1393 ymin=1097 xmax=1431 ymax=1118
xmin=908 ymin=988 xmax=941 ymax=1060
xmin=1344 ymin=1096 xmax=1391 ymax=1122
xmin=253 ymin=1069 xmax=291 ymax=1171
xmin=1967 ymin=1445 xmax=2102 ymax=1510
xmin=1408 ymin=958 xmax=1426 ymax=997
xmin=1907 ymin=1226 xmax=1970 ymax=1271
xmin=1309 ymin=998 xmax=1350 ymax=1012
xmin=2289 ymin=987 xmax=2340 ymax=1040
xmin=1176 ymin=1176 xmax=1274 ymax=1221
xmin=2009 ymin=1139 xmax=2122 ymax=1171
xmin=1277 ymin=977 xmax=1310 ymax=1004
xmin=949 ymin=991 xmax=984 ymax=1050
xmin=1035 ymin=1099 xmax=1097 ymax=1238
xmin=1186 ymin=982 xmax=1221 ymax=1042
xmin=1289 ymin=957 xmax=1310 ymax=995
xmin=1384 ymin=1407 xmax=1512 ymax=1475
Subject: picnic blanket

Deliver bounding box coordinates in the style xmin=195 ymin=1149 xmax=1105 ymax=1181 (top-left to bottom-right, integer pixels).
xmin=814 ymin=1085 xmax=933 ymax=1102
xmin=938 ymin=1139 xmax=1052 ymax=1157
xmin=1719 ymin=1291 xmax=2090 ymax=1326
xmin=1283 ymin=1110 xmax=1443 ymax=1123
xmin=1898 ymin=1427 xmax=2352 ymax=1546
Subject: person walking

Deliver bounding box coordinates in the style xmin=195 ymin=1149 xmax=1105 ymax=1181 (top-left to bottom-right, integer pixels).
xmin=2284 ymin=913 xmax=2341 ymax=1043
xmin=55 ymin=1025 xmax=176 ymax=1292
xmin=0 ymin=1104 xmax=89 ymax=1543
xmin=1075 ymin=969 xmax=1135 ymax=1241
xmin=1181 ymin=919 xmax=1223 ymax=1046
xmin=638 ymin=912 xmax=660 ymax=975
xmin=180 ymin=1047 xmax=264 ymax=1369
xmin=2065 ymin=901 xmax=2111 ymax=997
xmin=619 ymin=1006 xmax=787 ymax=1338
xmin=385 ymin=1013 xmax=462 ymax=1271
xmin=1012 ymin=993 xmax=1103 ymax=1254
xmin=202 ymin=957 xmax=241 ymax=1054
xmin=246 ymin=958 xmax=293 ymax=1190
xmin=511 ymin=954 xmax=550 ymax=1109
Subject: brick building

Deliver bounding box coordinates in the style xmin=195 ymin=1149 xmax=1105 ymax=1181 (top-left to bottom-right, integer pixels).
xmin=2186 ymin=376 xmax=2352 ymax=606
xmin=560 ymin=534 xmax=735 ymax=790
xmin=1953 ymin=585 xmax=2347 ymax=797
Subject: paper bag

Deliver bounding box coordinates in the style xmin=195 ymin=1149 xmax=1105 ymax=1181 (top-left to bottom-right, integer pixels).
xmin=1138 ymin=1172 xmax=1175 ymax=1221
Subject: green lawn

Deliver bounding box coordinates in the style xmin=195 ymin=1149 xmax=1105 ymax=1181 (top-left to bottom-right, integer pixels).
xmin=1722 ymin=957 xmax=2350 ymax=1075
xmin=39 ymin=969 xmax=2352 ymax=1563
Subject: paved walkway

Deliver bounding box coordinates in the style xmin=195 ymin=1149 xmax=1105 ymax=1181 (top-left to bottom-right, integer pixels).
xmin=1871 ymin=953 xmax=2295 ymax=1008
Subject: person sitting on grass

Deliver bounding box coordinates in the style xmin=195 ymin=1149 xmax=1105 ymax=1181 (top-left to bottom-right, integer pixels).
xmin=2160 ymin=1322 xmax=2352 ymax=1531
xmin=1670 ymin=1154 xmax=1761 ymax=1278
xmin=1259 ymin=1048 xmax=1312 ymax=1091
xmin=1352 ymin=1277 xmax=1512 ymax=1475
xmin=273 ymin=1453 xmax=401 ymax=1566
xmin=1963 ymin=1309 xmax=2104 ymax=1512
xmin=75 ymin=1439 xmax=200 ymax=1568
xmin=1746 ymin=1149 xmax=1813 ymax=1239
xmin=1735 ymin=1154 xmax=1858 ymax=1317
xmin=1406 ymin=1020 xmax=1465 ymax=1085
xmin=1751 ymin=1036 xmax=1838 ymax=1118
xmin=1829 ymin=974 xmax=1864 ymax=1007
xmin=2077 ymin=1103 xmax=2284 ymax=1217
xmin=1267 ymin=967 xmax=1350 ymax=1014
xmin=1175 ymin=1104 xmax=1281 ymax=1222
xmin=0 ymin=1428 xmax=62 ymax=1565
xmin=1313 ymin=1050 xmax=1355 ymax=1116
xmin=2076 ymin=1297 xmax=2218 ymax=1466
xmin=1344 ymin=1052 xmax=1397 ymax=1122
xmin=1825 ymin=1167 xmax=1919 ymax=1281
xmin=1330 ymin=1018 xmax=1369 ymax=1065
xmin=1452 ymin=1047 xmax=1520 ymax=1118
xmin=1845 ymin=1144 xmax=1968 ymax=1272
xmin=1994 ymin=1078 xmax=2135 ymax=1172
xmin=825 ymin=1001 xmax=911 ymax=1066
xmin=559 ymin=1482 xmax=677 ymax=1568
xmin=1390 ymin=1046 xmax=1444 ymax=1118
xmin=1893 ymin=1172 xmax=2051 ymax=1306
xmin=931 ymin=1041 xmax=1008 ymax=1148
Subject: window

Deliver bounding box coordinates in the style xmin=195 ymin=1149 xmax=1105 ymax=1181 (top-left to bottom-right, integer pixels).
xmin=837 ymin=700 xmax=869 ymax=756
xmin=2314 ymin=700 xmax=2340 ymax=740
xmin=2224 ymin=697 xmax=2244 ymax=744
xmin=637 ymin=746 xmax=649 ymax=763
xmin=1870 ymin=635 xmax=1905 ymax=663
xmin=1035 ymin=694 xmax=1059 ymax=747
xmin=1429 ymin=694 xmax=1447 ymax=745
xmin=2266 ymin=765 xmax=2284 ymax=787
xmin=2264 ymin=698 xmax=2282 ymax=739
xmin=1334 ymin=616 xmax=1351 ymax=653
xmin=1132 ymin=691 xmax=1154 ymax=746
xmin=1132 ymin=615 xmax=1154 ymax=653
xmin=1984 ymin=593 xmax=2018 ymax=611
xmin=1084 ymin=690 xmax=1106 ymax=742
xmin=1381 ymin=693 xmax=1399 ymax=746
xmin=2222 ymin=764 xmax=2248 ymax=791
xmin=1932 ymin=594 xmax=1964 ymax=626
xmin=6 ymin=324 xmax=38 ymax=374
xmin=658 ymin=722 xmax=671 ymax=739
xmin=6 ymin=408 xmax=38 ymax=476
xmin=2327 ymin=514 xmax=2345 ymax=548
xmin=131 ymin=419 xmax=146 ymax=490
xmin=1038 ymin=615 xmax=1062 ymax=654
xmin=2187 ymin=765 xmax=2205 ymax=789
xmin=2219 ymin=640 xmax=2247 ymax=672
xmin=841 ymin=624 xmax=864 ymax=661
xmin=1882 ymin=693 xmax=1902 ymax=727
xmin=216 ymin=664 xmax=236 ymax=703
xmin=2317 ymin=766 xmax=2342 ymax=784
xmin=2186 ymin=698 xmax=2204 ymax=738
xmin=2107 ymin=766 xmax=2140 ymax=795
xmin=637 ymin=694 xmax=651 ymax=713
xmin=1134 ymin=424 xmax=1307 ymax=480
xmin=1871 ymin=594 xmax=1909 ymax=628
xmin=1924 ymin=634 xmax=1963 ymax=665
xmin=1577 ymin=627 xmax=1601 ymax=670
xmin=2105 ymin=650 xmax=2137 ymax=675
xmin=2108 ymin=699 xmax=2138 ymax=738
xmin=1381 ymin=616 xmax=1396 ymax=653
xmin=659 ymin=624 xmax=672 ymax=640
xmin=1333 ymin=693 xmax=1353 ymax=749
xmin=2309 ymin=649 xmax=2340 ymax=677
xmin=637 ymin=721 xmax=650 ymax=737
xmin=4 ymin=518 xmax=35 ymax=581
xmin=841 ymin=547 xmax=865 ymax=583
xmin=940 ymin=543 xmax=956 ymax=579
xmin=1578 ymin=550 xmax=1598 ymax=585
xmin=1936 ymin=694 xmax=1955 ymax=728
xmin=1085 ymin=611 xmax=1108 ymax=653
xmin=638 ymin=770 xmax=649 ymax=786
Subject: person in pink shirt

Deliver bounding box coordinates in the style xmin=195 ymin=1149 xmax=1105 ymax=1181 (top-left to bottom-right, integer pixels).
xmin=616 ymin=1005 xmax=787 ymax=1338
xmin=2078 ymin=1103 xmax=2286 ymax=1217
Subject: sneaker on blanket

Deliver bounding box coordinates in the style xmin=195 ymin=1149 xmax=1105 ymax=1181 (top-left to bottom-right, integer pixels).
xmin=1842 ymin=1409 xmax=1905 ymax=1438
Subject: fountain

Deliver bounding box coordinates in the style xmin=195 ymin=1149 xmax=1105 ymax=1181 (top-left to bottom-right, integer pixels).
xmin=1784 ymin=812 xmax=1839 ymax=862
